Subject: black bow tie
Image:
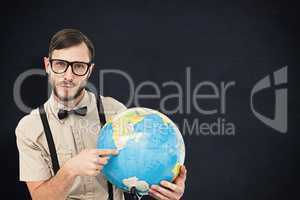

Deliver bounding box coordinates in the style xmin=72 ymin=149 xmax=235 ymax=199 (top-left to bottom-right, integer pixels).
xmin=57 ymin=106 xmax=87 ymax=120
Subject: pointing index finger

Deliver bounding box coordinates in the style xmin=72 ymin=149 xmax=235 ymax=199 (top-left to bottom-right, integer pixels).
xmin=97 ymin=149 xmax=119 ymax=156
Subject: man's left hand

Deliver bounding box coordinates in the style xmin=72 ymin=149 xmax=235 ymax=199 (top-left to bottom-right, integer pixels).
xmin=149 ymin=165 xmax=187 ymax=200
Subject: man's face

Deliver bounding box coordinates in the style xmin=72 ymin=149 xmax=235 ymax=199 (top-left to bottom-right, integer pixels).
xmin=44 ymin=42 xmax=94 ymax=102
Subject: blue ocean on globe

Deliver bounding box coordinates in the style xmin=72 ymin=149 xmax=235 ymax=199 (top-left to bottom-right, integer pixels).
xmin=97 ymin=107 xmax=185 ymax=196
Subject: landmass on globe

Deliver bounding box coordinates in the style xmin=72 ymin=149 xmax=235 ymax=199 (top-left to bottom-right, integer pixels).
xmin=123 ymin=177 xmax=149 ymax=193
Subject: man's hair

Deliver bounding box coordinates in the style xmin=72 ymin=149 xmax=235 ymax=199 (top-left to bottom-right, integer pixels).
xmin=48 ymin=28 xmax=95 ymax=61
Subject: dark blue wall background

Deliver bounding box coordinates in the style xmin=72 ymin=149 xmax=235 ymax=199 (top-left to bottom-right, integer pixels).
xmin=1 ymin=1 xmax=299 ymax=199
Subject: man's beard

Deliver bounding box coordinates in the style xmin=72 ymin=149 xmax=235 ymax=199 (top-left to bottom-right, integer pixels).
xmin=53 ymin=84 xmax=85 ymax=102
xmin=48 ymin=73 xmax=88 ymax=103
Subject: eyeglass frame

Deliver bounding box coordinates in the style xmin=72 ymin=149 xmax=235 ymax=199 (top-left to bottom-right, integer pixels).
xmin=49 ymin=58 xmax=93 ymax=76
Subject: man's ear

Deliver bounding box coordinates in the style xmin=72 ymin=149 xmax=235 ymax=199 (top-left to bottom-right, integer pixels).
xmin=43 ymin=57 xmax=50 ymax=73
xmin=87 ymin=63 xmax=95 ymax=78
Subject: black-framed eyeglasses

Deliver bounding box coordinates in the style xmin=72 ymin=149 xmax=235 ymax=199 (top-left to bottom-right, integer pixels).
xmin=49 ymin=59 xmax=92 ymax=76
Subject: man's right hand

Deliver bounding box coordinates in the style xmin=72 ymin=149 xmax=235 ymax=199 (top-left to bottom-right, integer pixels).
xmin=64 ymin=149 xmax=119 ymax=177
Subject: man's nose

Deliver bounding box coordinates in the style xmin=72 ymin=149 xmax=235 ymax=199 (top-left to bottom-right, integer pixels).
xmin=64 ymin=65 xmax=74 ymax=80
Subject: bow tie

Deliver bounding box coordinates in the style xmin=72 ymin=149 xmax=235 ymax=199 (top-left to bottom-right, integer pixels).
xmin=57 ymin=106 xmax=88 ymax=120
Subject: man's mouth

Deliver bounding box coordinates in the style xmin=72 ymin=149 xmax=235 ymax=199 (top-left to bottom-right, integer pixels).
xmin=60 ymin=85 xmax=73 ymax=88
xmin=59 ymin=82 xmax=75 ymax=88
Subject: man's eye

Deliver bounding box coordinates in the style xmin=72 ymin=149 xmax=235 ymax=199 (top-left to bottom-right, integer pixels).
xmin=56 ymin=61 xmax=66 ymax=66
xmin=74 ymin=63 xmax=86 ymax=69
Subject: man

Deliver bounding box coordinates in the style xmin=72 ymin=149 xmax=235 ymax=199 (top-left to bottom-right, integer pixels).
xmin=16 ymin=29 xmax=186 ymax=200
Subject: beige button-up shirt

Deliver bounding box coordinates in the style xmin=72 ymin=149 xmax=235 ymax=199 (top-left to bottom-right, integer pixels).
xmin=16 ymin=90 xmax=126 ymax=200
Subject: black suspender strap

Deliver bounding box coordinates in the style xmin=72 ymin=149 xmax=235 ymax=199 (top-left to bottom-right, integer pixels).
xmin=94 ymin=94 xmax=114 ymax=200
xmin=95 ymin=94 xmax=107 ymax=127
xmin=39 ymin=105 xmax=60 ymax=174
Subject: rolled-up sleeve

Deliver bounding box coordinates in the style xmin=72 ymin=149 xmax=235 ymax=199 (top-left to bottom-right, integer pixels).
xmin=16 ymin=117 xmax=51 ymax=182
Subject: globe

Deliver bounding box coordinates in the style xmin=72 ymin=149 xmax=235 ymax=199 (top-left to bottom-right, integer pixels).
xmin=96 ymin=107 xmax=185 ymax=196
